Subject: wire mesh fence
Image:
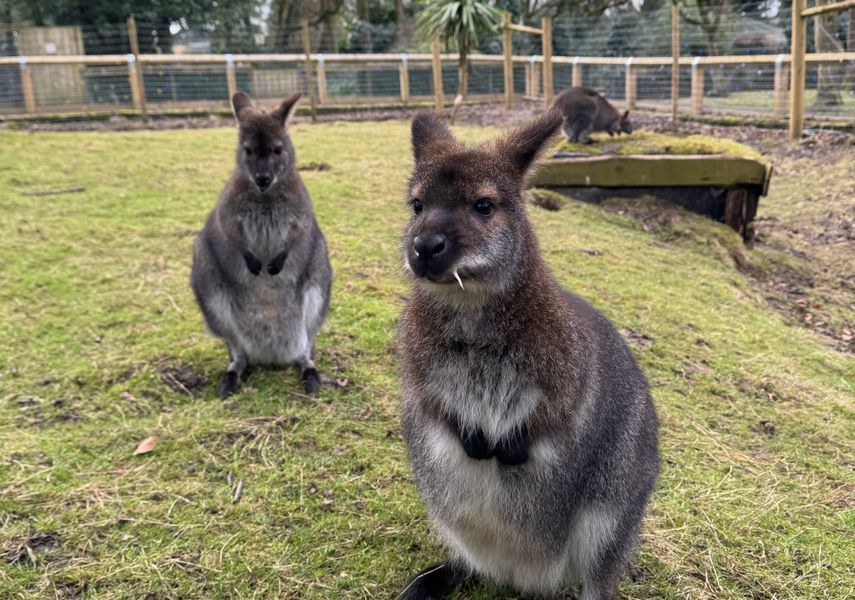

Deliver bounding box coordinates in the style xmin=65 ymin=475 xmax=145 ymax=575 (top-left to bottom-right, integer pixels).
xmin=0 ymin=3 xmax=853 ymax=124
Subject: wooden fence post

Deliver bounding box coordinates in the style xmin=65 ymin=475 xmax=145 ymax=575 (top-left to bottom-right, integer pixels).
xmin=399 ymin=53 xmax=410 ymax=105
xmin=690 ymin=58 xmax=704 ymax=115
xmin=788 ymin=0 xmax=806 ymax=140
xmin=225 ymin=53 xmax=237 ymax=100
xmin=502 ymin=12 xmax=513 ymax=109
xmin=625 ymin=57 xmax=636 ymax=108
xmin=773 ymin=54 xmax=788 ymax=119
xmin=431 ymin=39 xmax=444 ymax=114
xmin=542 ymin=16 xmax=553 ymax=107
xmin=525 ymin=59 xmax=532 ymax=98
xmin=127 ymin=16 xmax=147 ymax=118
xmin=301 ymin=18 xmax=317 ymax=122
xmin=671 ymin=3 xmax=680 ymax=126
xmin=18 ymin=57 xmax=36 ymax=114
xmin=572 ymin=57 xmax=582 ymax=87
xmin=316 ymin=54 xmax=328 ymax=104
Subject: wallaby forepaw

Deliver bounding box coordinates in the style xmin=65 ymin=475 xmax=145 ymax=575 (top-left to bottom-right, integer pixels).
xmin=217 ymin=370 xmax=240 ymax=398
xmin=301 ymin=368 xmax=320 ymax=394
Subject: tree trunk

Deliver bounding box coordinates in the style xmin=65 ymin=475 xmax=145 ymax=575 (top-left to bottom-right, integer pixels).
xmin=814 ymin=0 xmax=843 ymax=106
xmin=458 ymin=44 xmax=469 ymax=99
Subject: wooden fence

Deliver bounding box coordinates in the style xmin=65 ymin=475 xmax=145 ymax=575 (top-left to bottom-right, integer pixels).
xmin=1 ymin=11 xmax=853 ymax=133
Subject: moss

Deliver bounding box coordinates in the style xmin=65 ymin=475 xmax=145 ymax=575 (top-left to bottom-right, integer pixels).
xmin=553 ymin=130 xmax=767 ymax=162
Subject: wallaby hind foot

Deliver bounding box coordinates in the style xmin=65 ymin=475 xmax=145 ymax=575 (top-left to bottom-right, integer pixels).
xmin=397 ymin=561 xmax=469 ymax=600
xmin=300 ymin=367 xmax=320 ymax=394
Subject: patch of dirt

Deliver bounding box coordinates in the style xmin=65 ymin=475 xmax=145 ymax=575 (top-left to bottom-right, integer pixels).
xmin=298 ymin=161 xmax=332 ymax=172
xmin=157 ymin=360 xmax=209 ymax=397
xmin=3 ymin=532 xmax=60 ymax=565
xmin=620 ymin=329 xmax=655 ymax=350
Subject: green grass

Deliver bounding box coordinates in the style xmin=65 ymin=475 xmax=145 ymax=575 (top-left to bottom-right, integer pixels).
xmin=553 ymin=130 xmax=766 ymax=161
xmin=0 ymin=121 xmax=852 ymax=599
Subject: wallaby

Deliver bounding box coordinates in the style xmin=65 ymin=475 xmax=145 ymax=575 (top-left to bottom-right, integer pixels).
xmin=396 ymin=110 xmax=659 ymax=600
xmin=191 ymin=91 xmax=331 ymax=398
xmin=553 ymin=86 xmax=633 ymax=144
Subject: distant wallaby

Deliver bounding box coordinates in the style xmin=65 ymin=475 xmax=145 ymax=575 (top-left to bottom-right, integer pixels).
xmin=553 ymin=86 xmax=633 ymax=143
xmin=191 ymin=91 xmax=331 ymax=398
xmin=396 ymin=111 xmax=658 ymax=600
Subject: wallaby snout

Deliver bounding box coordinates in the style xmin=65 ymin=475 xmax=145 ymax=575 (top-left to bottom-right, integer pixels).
xmin=412 ymin=233 xmax=449 ymax=271
xmin=255 ymin=173 xmax=272 ymax=191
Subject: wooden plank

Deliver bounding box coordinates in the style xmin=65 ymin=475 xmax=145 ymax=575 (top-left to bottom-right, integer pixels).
xmin=502 ymin=12 xmax=513 ymax=109
xmin=542 ymin=17 xmax=553 ymax=107
xmin=506 ymin=23 xmax=543 ymax=35
xmin=531 ymin=155 xmax=769 ymax=189
xmin=431 ymin=39 xmax=444 ymax=114
xmin=789 ymin=0 xmax=807 ymax=140
xmin=671 ymin=3 xmax=680 ymax=126
xmin=301 ymin=19 xmax=317 ymax=122
xmin=801 ymin=0 xmax=855 ymax=17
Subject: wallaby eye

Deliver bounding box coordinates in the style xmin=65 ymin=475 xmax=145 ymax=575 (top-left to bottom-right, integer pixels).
xmin=274 ymin=146 xmax=283 ymax=155
xmin=411 ymin=199 xmax=423 ymax=215
xmin=244 ymin=146 xmax=252 ymax=156
xmin=474 ymin=198 xmax=494 ymax=216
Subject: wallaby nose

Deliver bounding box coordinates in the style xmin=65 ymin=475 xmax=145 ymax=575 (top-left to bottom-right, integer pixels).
xmin=255 ymin=174 xmax=271 ymax=189
xmin=413 ymin=234 xmax=447 ymax=261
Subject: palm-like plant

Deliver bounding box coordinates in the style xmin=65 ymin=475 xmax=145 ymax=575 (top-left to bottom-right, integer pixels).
xmin=418 ymin=0 xmax=502 ymax=100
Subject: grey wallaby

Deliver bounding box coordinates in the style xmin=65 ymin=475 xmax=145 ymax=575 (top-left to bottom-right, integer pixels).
xmin=396 ymin=110 xmax=659 ymax=600
xmin=552 ymin=86 xmax=633 ymax=143
xmin=191 ymin=91 xmax=331 ymax=398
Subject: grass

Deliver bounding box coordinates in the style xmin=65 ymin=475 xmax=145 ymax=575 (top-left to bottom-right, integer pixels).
xmin=0 ymin=120 xmax=853 ymax=599
xmin=553 ymin=130 xmax=766 ymax=161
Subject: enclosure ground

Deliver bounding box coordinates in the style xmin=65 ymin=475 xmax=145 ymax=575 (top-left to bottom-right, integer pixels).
xmin=0 ymin=120 xmax=852 ymax=599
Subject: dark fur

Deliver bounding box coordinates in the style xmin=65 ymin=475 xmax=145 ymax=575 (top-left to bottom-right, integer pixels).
xmin=191 ymin=91 xmax=332 ymax=397
xmin=552 ymin=86 xmax=633 ymax=143
xmin=397 ymin=111 xmax=658 ymax=599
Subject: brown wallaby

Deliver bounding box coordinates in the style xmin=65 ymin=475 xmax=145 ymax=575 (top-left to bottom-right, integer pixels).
xmin=552 ymin=86 xmax=633 ymax=144
xmin=396 ymin=110 xmax=658 ymax=600
xmin=191 ymin=91 xmax=331 ymax=398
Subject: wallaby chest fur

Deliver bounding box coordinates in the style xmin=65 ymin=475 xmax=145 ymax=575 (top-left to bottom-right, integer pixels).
xmin=397 ymin=111 xmax=657 ymax=600
xmin=191 ymin=92 xmax=331 ymax=397
xmin=553 ymin=86 xmax=632 ymax=143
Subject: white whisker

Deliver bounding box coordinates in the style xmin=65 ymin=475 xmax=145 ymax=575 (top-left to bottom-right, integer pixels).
xmin=453 ymin=270 xmax=465 ymax=291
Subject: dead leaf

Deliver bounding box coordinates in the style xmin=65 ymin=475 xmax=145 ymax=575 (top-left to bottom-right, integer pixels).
xmin=133 ymin=436 xmax=156 ymax=455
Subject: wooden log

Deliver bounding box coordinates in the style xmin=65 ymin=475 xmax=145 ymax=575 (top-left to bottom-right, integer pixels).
xmin=789 ymin=0 xmax=807 ymax=140
xmin=502 ymin=12 xmax=513 ymax=109
xmin=431 ymin=39 xmax=444 ymax=114
xmin=542 ymin=16 xmax=554 ymax=107
xmin=691 ymin=60 xmax=704 ymax=115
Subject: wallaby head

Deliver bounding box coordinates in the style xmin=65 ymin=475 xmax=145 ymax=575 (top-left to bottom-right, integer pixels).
xmin=617 ymin=109 xmax=633 ymax=135
xmin=404 ymin=110 xmax=563 ymax=299
xmin=231 ymin=91 xmax=301 ymax=193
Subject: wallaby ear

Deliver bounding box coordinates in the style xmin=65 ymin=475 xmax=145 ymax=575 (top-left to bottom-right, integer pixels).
xmin=496 ymin=109 xmax=563 ymax=177
xmin=623 ymin=110 xmax=630 ymax=119
xmin=272 ymin=92 xmax=302 ymax=126
xmin=231 ymin=91 xmax=254 ymax=121
xmin=411 ymin=112 xmax=457 ymax=163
